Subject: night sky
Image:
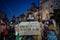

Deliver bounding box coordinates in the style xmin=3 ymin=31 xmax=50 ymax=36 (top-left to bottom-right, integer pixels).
xmin=0 ymin=0 xmax=40 ymax=20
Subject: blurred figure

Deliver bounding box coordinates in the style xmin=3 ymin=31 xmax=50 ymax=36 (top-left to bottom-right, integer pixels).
xmin=26 ymin=12 xmax=35 ymax=21
xmin=8 ymin=25 xmax=15 ymax=40
xmin=47 ymin=31 xmax=57 ymax=40
xmin=42 ymin=20 xmax=49 ymax=40
xmin=0 ymin=21 xmax=8 ymax=40
xmin=24 ymin=12 xmax=35 ymax=40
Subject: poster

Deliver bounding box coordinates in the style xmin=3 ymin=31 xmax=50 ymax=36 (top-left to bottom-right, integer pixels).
xmin=16 ymin=21 xmax=41 ymax=35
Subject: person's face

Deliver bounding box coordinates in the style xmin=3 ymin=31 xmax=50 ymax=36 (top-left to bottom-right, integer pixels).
xmin=1 ymin=25 xmax=6 ymax=29
xmin=29 ymin=14 xmax=32 ymax=18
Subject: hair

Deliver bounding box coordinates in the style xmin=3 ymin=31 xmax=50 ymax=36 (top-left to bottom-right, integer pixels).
xmin=26 ymin=12 xmax=34 ymax=18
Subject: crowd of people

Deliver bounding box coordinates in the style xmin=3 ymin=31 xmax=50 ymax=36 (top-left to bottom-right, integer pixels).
xmin=0 ymin=13 xmax=58 ymax=40
xmin=0 ymin=20 xmax=15 ymax=40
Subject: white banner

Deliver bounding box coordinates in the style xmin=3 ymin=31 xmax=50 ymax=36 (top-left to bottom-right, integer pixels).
xmin=15 ymin=21 xmax=41 ymax=35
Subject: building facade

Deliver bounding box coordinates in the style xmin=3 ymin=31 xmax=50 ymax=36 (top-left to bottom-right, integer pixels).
xmin=40 ymin=0 xmax=60 ymax=9
xmin=18 ymin=0 xmax=60 ymax=22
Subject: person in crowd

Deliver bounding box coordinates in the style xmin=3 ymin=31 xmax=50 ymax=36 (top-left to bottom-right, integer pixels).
xmin=24 ymin=12 xmax=35 ymax=40
xmin=47 ymin=30 xmax=57 ymax=40
xmin=0 ymin=21 xmax=8 ymax=40
xmin=8 ymin=25 xmax=15 ymax=40
xmin=26 ymin=12 xmax=35 ymax=21
xmin=43 ymin=21 xmax=49 ymax=40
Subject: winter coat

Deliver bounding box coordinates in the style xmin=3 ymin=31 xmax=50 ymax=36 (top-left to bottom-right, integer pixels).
xmin=47 ymin=31 xmax=57 ymax=40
